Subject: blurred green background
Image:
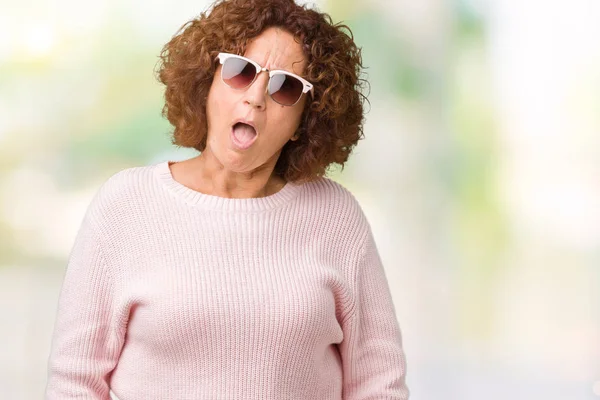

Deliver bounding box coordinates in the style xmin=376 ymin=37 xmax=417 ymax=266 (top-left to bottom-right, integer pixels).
xmin=1 ymin=0 xmax=599 ymax=398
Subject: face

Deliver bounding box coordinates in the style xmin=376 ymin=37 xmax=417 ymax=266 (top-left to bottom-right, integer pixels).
xmin=204 ymin=27 xmax=308 ymax=177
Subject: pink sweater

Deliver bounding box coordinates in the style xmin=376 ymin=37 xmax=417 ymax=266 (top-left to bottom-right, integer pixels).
xmin=45 ymin=160 xmax=409 ymax=400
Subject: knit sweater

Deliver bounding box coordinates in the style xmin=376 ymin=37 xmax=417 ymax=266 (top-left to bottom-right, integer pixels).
xmin=45 ymin=160 xmax=409 ymax=400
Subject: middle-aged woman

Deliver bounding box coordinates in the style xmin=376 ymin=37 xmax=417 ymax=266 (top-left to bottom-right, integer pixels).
xmin=45 ymin=0 xmax=410 ymax=399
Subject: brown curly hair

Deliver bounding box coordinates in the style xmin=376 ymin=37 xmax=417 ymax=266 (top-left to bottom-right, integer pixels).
xmin=155 ymin=0 xmax=368 ymax=183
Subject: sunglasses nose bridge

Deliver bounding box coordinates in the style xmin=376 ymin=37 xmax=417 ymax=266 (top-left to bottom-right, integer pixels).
xmin=254 ymin=66 xmax=269 ymax=86
xmin=242 ymin=67 xmax=270 ymax=108
xmin=251 ymin=68 xmax=270 ymax=91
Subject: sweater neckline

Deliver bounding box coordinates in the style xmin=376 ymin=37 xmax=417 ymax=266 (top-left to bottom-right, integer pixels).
xmin=154 ymin=160 xmax=302 ymax=212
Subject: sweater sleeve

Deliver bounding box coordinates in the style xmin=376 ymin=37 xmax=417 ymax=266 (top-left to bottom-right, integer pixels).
xmin=338 ymin=224 xmax=410 ymax=400
xmin=45 ymin=208 xmax=125 ymax=399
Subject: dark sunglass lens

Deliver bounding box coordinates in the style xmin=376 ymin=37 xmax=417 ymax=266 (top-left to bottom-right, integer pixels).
xmin=269 ymin=73 xmax=303 ymax=105
xmin=222 ymin=58 xmax=256 ymax=89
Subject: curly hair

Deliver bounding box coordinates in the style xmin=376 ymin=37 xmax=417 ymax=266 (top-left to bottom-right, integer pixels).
xmin=155 ymin=0 xmax=368 ymax=183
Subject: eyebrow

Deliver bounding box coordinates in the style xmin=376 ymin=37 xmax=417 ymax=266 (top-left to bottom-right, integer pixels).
xmin=244 ymin=54 xmax=303 ymax=76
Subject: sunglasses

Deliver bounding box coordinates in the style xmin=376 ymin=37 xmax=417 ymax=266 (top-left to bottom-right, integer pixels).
xmin=216 ymin=52 xmax=314 ymax=106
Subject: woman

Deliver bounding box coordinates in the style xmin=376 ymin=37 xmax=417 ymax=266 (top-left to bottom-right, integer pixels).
xmin=45 ymin=0 xmax=410 ymax=399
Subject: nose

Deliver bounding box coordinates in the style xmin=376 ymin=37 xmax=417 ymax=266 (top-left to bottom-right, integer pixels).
xmin=243 ymin=70 xmax=268 ymax=110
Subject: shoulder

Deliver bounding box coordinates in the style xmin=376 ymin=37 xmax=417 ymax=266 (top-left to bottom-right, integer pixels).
xmin=83 ymin=163 xmax=156 ymax=226
xmin=96 ymin=163 xmax=154 ymax=202
xmin=307 ymin=176 xmax=363 ymax=207
xmin=299 ymin=176 xmax=370 ymax=237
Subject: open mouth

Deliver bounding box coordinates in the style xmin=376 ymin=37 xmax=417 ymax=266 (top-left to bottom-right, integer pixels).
xmin=231 ymin=122 xmax=258 ymax=150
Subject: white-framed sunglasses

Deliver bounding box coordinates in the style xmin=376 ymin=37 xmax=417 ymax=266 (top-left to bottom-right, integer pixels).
xmin=216 ymin=52 xmax=314 ymax=106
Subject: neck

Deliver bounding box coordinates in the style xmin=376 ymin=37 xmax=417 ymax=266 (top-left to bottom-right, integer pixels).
xmin=188 ymin=152 xmax=285 ymax=199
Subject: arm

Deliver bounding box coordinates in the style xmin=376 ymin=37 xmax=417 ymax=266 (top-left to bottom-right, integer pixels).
xmin=338 ymin=224 xmax=410 ymax=400
xmin=45 ymin=210 xmax=125 ymax=400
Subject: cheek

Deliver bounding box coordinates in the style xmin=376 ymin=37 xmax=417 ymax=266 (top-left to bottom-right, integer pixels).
xmin=273 ymin=105 xmax=304 ymax=136
xmin=206 ymin=84 xmax=229 ymax=128
xmin=287 ymin=108 xmax=305 ymax=135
